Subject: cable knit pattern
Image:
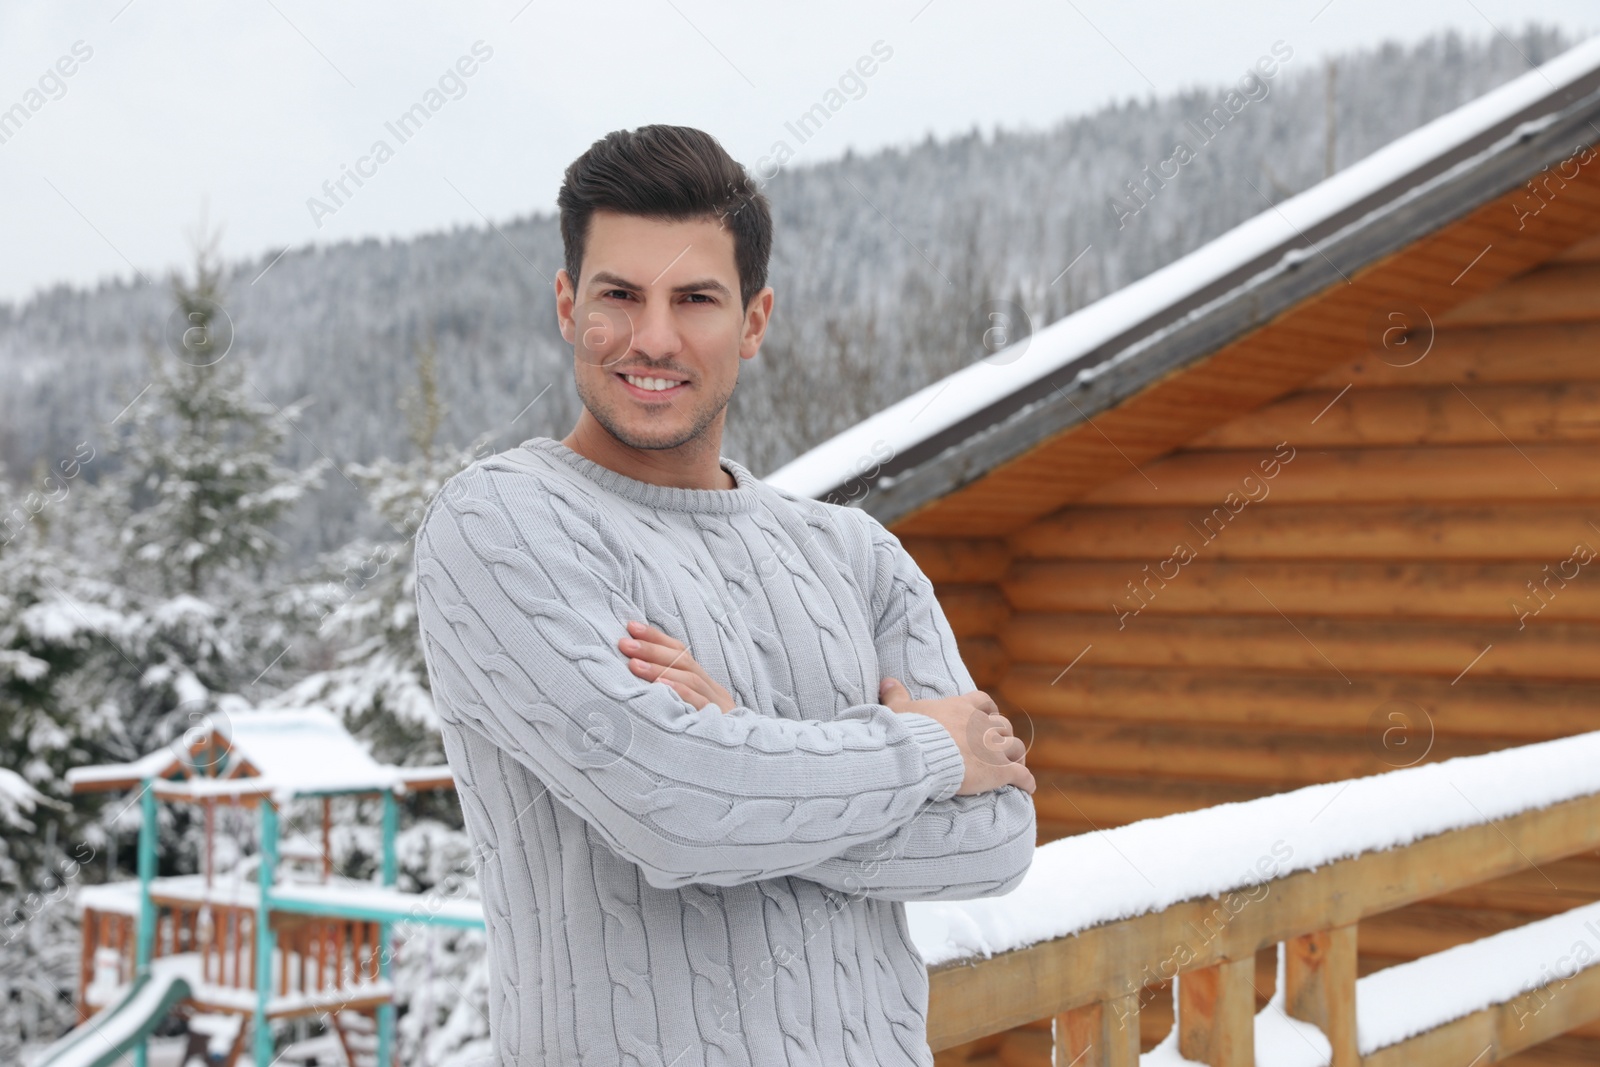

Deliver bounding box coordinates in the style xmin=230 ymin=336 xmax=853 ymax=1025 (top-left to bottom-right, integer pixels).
xmin=413 ymin=436 xmax=1036 ymax=1066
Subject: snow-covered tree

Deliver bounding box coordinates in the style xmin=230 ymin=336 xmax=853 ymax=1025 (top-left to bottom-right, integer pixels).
xmin=87 ymin=236 xmax=328 ymax=758
xmin=0 ymin=490 xmax=127 ymax=1060
xmin=274 ymin=337 xmax=479 ymax=765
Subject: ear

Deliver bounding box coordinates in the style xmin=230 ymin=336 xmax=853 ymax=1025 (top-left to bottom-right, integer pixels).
xmin=555 ymin=269 xmax=576 ymax=345
xmin=740 ymin=286 xmax=775 ymax=361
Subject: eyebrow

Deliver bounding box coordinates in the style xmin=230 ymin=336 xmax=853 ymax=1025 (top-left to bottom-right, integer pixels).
xmin=589 ymin=271 xmax=732 ymax=298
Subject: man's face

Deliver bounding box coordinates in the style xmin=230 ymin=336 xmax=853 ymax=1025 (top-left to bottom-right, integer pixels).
xmin=556 ymin=209 xmax=772 ymax=451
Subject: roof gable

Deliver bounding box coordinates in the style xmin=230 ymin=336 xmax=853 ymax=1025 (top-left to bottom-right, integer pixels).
xmin=767 ymin=38 xmax=1600 ymax=534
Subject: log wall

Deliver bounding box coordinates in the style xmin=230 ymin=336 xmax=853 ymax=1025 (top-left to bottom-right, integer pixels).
xmin=923 ymin=235 xmax=1600 ymax=1067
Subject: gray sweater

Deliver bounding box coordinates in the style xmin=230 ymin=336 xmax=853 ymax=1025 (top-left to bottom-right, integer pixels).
xmin=413 ymin=436 xmax=1036 ymax=1067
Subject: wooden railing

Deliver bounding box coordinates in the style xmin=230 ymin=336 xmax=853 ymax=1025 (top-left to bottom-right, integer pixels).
xmin=80 ymin=898 xmax=388 ymax=1012
xmin=923 ymin=736 xmax=1600 ymax=1066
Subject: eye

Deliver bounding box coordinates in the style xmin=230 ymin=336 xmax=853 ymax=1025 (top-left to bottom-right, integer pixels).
xmin=601 ymin=289 xmax=634 ymax=301
xmin=683 ymin=293 xmax=714 ymax=304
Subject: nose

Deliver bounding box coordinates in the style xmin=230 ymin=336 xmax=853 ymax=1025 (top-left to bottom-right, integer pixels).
xmin=627 ymin=292 xmax=682 ymax=361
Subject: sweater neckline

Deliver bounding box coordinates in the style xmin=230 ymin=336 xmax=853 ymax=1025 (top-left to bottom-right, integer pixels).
xmin=519 ymin=436 xmax=761 ymax=515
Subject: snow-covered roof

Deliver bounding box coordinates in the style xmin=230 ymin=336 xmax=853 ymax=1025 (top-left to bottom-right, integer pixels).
xmin=766 ymin=37 xmax=1600 ymax=520
xmin=65 ymin=706 xmax=441 ymax=799
xmin=219 ymin=707 xmax=400 ymax=795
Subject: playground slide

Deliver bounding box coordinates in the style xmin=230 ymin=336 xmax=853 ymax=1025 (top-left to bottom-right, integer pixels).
xmin=29 ymin=967 xmax=193 ymax=1067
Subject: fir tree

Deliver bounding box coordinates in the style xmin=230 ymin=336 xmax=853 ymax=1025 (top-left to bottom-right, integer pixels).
xmin=276 ymin=335 xmax=479 ymax=765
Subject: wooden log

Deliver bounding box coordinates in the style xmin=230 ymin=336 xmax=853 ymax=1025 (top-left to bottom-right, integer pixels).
xmin=1190 ymin=381 xmax=1600 ymax=450
xmin=1034 ymin=770 xmax=1270 ymax=829
xmin=1283 ymin=926 xmax=1358 ymax=1067
xmin=1357 ymin=904 xmax=1548 ymax=961
xmin=1078 ymin=444 xmax=1600 ymax=507
xmin=1176 ymin=956 xmax=1255 ymax=1066
xmin=1053 ymin=994 xmax=1141 ymax=1067
xmin=1305 ymin=322 xmax=1600 ymax=389
xmin=1001 ymin=613 xmax=1600 ymax=682
xmin=1008 ymin=503 xmax=1600 ymax=561
xmin=1004 ymin=559 xmax=1600 ymax=622
xmin=902 ymin=537 xmax=1011 ymax=583
xmin=1001 ymin=663 xmax=1600 ymax=740
xmin=956 ymin=635 xmax=1007 ymax=690
xmin=935 ymin=584 xmax=1010 ymax=637
xmin=1025 ymin=717 xmax=1498 ymax=786
xmin=1438 ymin=262 xmax=1600 ymax=326
xmin=925 ymin=788 xmax=1600 ymax=1049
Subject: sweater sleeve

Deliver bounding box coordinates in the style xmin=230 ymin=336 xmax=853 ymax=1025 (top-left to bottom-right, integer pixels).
xmin=787 ymin=511 xmax=1036 ymax=901
xmin=412 ymin=462 xmax=968 ymax=891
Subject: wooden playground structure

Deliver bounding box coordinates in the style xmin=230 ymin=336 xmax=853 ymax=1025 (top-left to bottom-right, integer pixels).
xmin=44 ymin=708 xmax=483 ymax=1067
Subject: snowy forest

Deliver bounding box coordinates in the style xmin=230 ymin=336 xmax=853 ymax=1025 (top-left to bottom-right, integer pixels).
xmin=0 ymin=25 xmax=1580 ymax=1065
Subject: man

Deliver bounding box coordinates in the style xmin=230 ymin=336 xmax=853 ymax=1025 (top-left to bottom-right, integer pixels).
xmin=413 ymin=124 xmax=1036 ymax=1067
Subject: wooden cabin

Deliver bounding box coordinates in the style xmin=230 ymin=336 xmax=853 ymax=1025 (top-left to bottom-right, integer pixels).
xmin=770 ymin=36 xmax=1600 ymax=1067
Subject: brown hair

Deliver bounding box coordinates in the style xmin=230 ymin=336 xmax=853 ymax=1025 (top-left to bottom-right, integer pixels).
xmin=557 ymin=125 xmax=772 ymax=310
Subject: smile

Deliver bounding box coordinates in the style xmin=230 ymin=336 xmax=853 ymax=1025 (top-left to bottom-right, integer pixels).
xmin=616 ymin=372 xmax=689 ymax=399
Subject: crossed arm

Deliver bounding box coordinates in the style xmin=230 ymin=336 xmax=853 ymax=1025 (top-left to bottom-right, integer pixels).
xmin=616 ymin=512 xmax=1037 ymax=902
xmin=414 ymin=460 xmax=1034 ymax=899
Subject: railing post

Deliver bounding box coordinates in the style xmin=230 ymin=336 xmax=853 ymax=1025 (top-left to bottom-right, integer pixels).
xmin=1053 ymin=992 xmax=1142 ymax=1066
xmin=1285 ymin=925 xmax=1359 ymax=1067
xmin=1177 ymin=956 xmax=1255 ymax=1067
xmin=254 ymin=797 xmax=279 ymax=1067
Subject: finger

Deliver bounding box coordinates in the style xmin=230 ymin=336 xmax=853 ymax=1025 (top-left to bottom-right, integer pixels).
xmin=965 ymin=690 xmax=1000 ymax=716
xmin=879 ymin=677 xmax=910 ymax=711
xmin=628 ymin=658 xmax=711 ymax=701
xmin=660 ymin=677 xmax=711 ymax=711
xmin=987 ymin=712 xmax=1014 ymax=738
xmin=626 ymin=620 xmax=686 ymax=651
xmin=623 ymin=636 xmax=697 ymax=673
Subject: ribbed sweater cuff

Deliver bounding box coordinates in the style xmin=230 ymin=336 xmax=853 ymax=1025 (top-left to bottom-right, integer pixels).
xmin=896 ymin=712 xmax=966 ymax=803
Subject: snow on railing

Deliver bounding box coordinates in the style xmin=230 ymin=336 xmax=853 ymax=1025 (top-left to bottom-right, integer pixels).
xmin=917 ymin=730 xmax=1600 ymax=1066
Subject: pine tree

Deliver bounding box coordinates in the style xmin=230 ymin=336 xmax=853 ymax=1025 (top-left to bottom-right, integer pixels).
xmin=0 ymin=489 xmax=127 ymax=1061
xmin=96 ymin=233 xmax=329 ymax=756
xmin=275 ymin=336 xmax=479 ymax=764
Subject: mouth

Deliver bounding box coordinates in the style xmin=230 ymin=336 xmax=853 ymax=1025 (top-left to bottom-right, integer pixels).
xmin=615 ymin=371 xmax=690 ymax=402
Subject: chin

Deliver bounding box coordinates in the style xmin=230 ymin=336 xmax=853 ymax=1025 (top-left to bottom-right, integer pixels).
xmin=578 ymin=379 xmax=730 ymax=452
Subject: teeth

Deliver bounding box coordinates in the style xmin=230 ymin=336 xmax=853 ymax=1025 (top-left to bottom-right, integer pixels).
xmin=623 ymin=374 xmax=681 ymax=392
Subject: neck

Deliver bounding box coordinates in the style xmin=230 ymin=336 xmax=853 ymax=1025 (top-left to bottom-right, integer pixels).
xmin=561 ymin=411 xmax=735 ymax=490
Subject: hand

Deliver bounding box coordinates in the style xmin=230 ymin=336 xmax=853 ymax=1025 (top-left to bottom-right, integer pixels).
xmin=878 ymin=677 xmax=1036 ymax=796
xmin=618 ymin=620 xmax=737 ymax=712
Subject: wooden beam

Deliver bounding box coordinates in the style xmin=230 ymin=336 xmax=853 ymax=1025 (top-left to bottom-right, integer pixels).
xmin=1188 ymin=382 xmax=1600 ymax=450
xmin=1078 ymin=443 xmax=1600 ymax=507
xmin=1053 ymin=994 xmax=1142 ymax=1067
xmin=1001 ymin=613 xmax=1600 ymax=682
xmin=1004 ymin=559 xmax=1600 ymax=622
xmin=925 ymin=787 xmax=1600 ymax=1050
xmin=1283 ymin=926 xmax=1358 ymax=1067
xmin=1001 ymin=664 xmax=1600 ymax=741
xmin=1177 ymin=956 xmax=1255 ymax=1066
xmin=1362 ymin=959 xmax=1600 ymax=1067
xmin=1307 ymin=321 xmax=1600 ymax=389
xmin=1007 ymin=503 xmax=1600 ymax=562
xmin=1025 ymin=717 xmax=1497 ymax=786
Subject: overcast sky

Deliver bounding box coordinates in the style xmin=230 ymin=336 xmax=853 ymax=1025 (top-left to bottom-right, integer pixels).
xmin=0 ymin=0 xmax=1593 ymax=305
